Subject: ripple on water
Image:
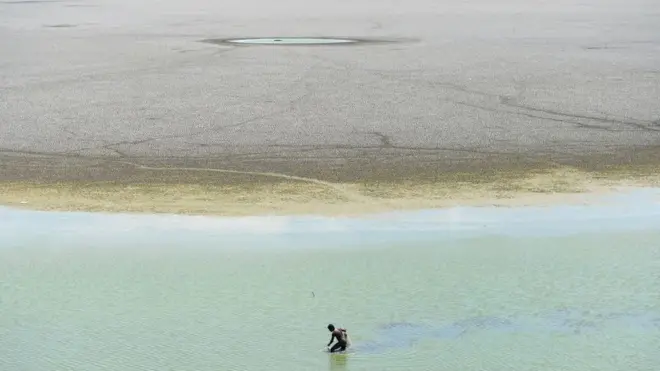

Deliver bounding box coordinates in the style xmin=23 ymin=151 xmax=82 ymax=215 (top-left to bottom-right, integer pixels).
xmin=353 ymin=310 xmax=660 ymax=354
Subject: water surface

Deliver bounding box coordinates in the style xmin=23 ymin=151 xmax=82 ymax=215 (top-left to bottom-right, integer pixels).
xmin=1 ymin=190 xmax=660 ymax=370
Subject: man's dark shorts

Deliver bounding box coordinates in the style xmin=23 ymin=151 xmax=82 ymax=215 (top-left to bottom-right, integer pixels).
xmin=330 ymin=341 xmax=347 ymax=353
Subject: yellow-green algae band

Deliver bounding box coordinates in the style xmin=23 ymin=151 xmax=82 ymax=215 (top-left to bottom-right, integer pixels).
xmin=3 ymin=165 xmax=660 ymax=216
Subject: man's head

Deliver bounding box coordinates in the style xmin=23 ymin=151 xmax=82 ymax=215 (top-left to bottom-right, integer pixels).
xmin=327 ymin=324 xmax=335 ymax=332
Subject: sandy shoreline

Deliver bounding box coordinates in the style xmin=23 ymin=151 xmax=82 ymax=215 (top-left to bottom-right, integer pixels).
xmin=3 ymin=163 xmax=660 ymax=217
xmin=2 ymin=0 xmax=659 ymax=217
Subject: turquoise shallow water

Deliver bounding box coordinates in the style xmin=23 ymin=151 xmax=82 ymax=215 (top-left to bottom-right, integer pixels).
xmin=1 ymin=189 xmax=660 ymax=370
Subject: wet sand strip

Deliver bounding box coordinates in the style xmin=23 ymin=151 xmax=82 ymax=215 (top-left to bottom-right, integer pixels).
xmin=2 ymin=152 xmax=660 ymax=216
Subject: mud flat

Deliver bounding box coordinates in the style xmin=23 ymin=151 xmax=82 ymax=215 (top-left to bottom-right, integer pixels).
xmin=3 ymin=153 xmax=660 ymax=216
xmin=1 ymin=0 xmax=659 ymax=215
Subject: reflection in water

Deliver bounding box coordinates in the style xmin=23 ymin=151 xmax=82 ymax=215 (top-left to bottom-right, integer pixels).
xmin=328 ymin=353 xmax=348 ymax=371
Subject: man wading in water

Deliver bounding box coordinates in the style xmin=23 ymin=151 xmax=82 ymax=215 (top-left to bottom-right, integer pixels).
xmin=326 ymin=324 xmax=349 ymax=353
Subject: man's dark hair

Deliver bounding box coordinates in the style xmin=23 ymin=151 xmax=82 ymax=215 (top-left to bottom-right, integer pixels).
xmin=327 ymin=324 xmax=335 ymax=331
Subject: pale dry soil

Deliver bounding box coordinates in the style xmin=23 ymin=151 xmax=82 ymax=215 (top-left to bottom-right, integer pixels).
xmin=2 ymin=0 xmax=660 ymax=216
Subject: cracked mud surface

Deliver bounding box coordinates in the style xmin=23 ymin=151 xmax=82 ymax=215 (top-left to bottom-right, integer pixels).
xmin=1 ymin=0 xmax=660 ymax=215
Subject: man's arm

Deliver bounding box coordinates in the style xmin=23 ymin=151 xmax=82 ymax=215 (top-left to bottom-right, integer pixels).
xmin=327 ymin=333 xmax=336 ymax=347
